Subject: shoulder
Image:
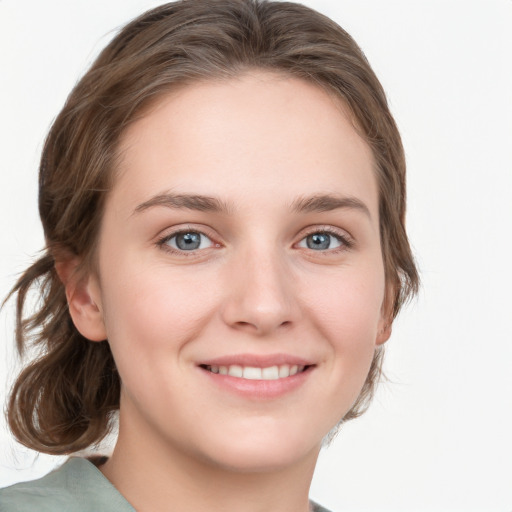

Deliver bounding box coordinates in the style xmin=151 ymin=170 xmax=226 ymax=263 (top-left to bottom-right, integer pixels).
xmin=0 ymin=458 xmax=135 ymax=512
xmin=310 ymin=500 xmax=334 ymax=512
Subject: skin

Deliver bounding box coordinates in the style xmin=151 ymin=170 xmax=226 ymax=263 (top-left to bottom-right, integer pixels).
xmin=64 ymin=71 xmax=391 ymax=512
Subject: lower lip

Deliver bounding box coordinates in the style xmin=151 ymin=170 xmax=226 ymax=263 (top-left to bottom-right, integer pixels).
xmin=199 ymin=366 xmax=314 ymax=400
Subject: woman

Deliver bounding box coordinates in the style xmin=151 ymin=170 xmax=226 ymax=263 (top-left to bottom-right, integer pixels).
xmin=0 ymin=1 xmax=418 ymax=510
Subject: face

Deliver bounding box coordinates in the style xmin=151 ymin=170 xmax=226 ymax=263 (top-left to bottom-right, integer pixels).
xmin=75 ymin=71 xmax=390 ymax=473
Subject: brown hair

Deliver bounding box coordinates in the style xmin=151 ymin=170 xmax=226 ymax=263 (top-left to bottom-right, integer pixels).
xmin=6 ymin=0 xmax=419 ymax=454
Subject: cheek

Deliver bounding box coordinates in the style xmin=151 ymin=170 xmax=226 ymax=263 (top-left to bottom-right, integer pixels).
xmin=300 ymin=265 xmax=385 ymax=392
xmin=303 ymin=264 xmax=385 ymax=340
xmin=99 ymin=261 xmax=218 ymax=373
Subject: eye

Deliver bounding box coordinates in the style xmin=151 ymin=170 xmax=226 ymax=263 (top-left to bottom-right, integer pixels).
xmin=160 ymin=230 xmax=214 ymax=252
xmin=297 ymin=231 xmax=347 ymax=251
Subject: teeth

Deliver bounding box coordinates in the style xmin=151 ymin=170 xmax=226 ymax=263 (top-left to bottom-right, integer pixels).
xmin=227 ymin=365 xmax=243 ymax=378
xmin=278 ymin=365 xmax=289 ymax=378
xmin=243 ymin=367 xmax=262 ymax=380
xmin=261 ymin=366 xmax=279 ymax=380
xmin=206 ymin=364 xmax=307 ymax=380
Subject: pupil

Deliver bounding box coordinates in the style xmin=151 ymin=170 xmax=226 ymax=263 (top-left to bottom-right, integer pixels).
xmin=177 ymin=232 xmax=201 ymax=250
xmin=307 ymin=233 xmax=330 ymax=250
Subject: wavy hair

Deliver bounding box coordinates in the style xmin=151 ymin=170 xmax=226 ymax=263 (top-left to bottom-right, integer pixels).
xmin=5 ymin=0 xmax=419 ymax=454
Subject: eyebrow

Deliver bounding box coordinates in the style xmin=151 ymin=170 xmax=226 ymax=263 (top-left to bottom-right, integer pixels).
xmin=290 ymin=193 xmax=371 ymax=218
xmin=133 ymin=192 xmax=371 ymax=219
xmin=134 ymin=193 xmax=234 ymax=215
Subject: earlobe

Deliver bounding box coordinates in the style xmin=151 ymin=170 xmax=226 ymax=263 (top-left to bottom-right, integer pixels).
xmin=376 ymin=321 xmax=392 ymax=345
xmin=55 ymin=259 xmax=107 ymax=342
xmin=376 ymin=283 xmax=395 ymax=345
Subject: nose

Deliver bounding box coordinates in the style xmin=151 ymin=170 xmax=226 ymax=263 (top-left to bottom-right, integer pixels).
xmin=220 ymin=246 xmax=300 ymax=336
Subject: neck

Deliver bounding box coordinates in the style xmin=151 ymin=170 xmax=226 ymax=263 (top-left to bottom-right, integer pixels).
xmin=100 ymin=408 xmax=320 ymax=512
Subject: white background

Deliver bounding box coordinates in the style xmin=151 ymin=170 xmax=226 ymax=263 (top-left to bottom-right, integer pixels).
xmin=1 ymin=1 xmax=511 ymax=511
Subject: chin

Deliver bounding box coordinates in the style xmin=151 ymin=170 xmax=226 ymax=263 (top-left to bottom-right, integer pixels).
xmin=192 ymin=420 xmax=324 ymax=474
xmin=206 ymin=444 xmax=318 ymax=474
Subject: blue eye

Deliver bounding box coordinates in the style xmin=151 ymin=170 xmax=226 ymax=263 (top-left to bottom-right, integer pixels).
xmin=163 ymin=231 xmax=213 ymax=251
xmin=298 ymin=232 xmax=344 ymax=251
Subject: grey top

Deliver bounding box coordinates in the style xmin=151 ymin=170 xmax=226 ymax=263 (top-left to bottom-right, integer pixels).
xmin=0 ymin=458 xmax=134 ymax=512
xmin=0 ymin=458 xmax=332 ymax=512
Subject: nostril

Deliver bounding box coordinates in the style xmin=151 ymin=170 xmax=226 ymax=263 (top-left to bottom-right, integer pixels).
xmin=232 ymin=319 xmax=293 ymax=334
xmin=220 ymin=284 xmax=299 ymax=335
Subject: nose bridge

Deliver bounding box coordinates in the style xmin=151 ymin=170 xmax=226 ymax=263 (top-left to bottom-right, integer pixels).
xmin=221 ymin=239 xmax=298 ymax=335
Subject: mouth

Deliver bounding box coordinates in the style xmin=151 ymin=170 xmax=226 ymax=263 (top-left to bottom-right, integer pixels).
xmin=199 ymin=364 xmax=311 ymax=380
xmin=197 ymin=354 xmax=315 ymax=398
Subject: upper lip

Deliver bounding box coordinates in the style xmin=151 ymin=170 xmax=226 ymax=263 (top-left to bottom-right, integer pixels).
xmin=198 ymin=353 xmax=314 ymax=368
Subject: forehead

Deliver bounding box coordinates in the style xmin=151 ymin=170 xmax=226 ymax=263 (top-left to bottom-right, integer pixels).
xmin=112 ymin=71 xmax=378 ymax=218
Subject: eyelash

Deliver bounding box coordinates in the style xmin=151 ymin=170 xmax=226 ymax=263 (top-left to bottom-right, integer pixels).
xmin=156 ymin=228 xmax=218 ymax=257
xmin=156 ymin=226 xmax=354 ymax=256
xmin=298 ymin=227 xmax=354 ymax=254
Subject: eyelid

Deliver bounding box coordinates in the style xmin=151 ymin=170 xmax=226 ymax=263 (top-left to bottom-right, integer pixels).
xmin=156 ymin=225 xmax=221 ymax=256
xmin=154 ymin=224 xmax=354 ymax=257
xmin=294 ymin=225 xmax=355 ymax=251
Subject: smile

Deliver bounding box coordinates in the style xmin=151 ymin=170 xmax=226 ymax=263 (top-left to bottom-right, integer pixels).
xmin=202 ymin=364 xmax=307 ymax=380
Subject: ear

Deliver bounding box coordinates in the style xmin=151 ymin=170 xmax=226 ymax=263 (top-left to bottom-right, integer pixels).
xmin=376 ymin=283 xmax=395 ymax=346
xmin=55 ymin=258 xmax=107 ymax=342
xmin=376 ymin=319 xmax=392 ymax=345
